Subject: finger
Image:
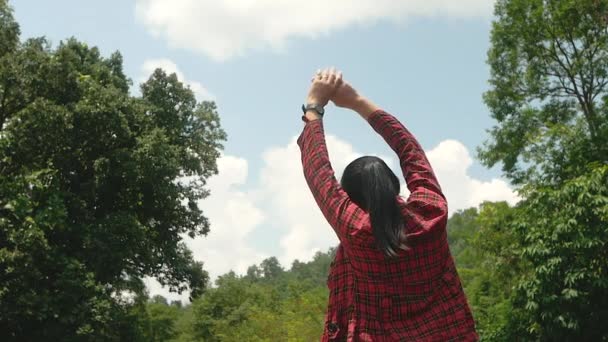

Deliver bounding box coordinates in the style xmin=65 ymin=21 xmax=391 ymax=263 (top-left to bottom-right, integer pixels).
xmin=328 ymin=68 xmax=337 ymax=83
xmin=336 ymin=71 xmax=343 ymax=85
xmin=322 ymin=68 xmax=331 ymax=80
xmin=315 ymin=69 xmax=323 ymax=80
xmin=330 ymin=66 xmax=337 ymax=77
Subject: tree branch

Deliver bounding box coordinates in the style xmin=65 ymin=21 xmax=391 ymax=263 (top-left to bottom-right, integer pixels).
xmin=548 ymin=32 xmax=599 ymax=140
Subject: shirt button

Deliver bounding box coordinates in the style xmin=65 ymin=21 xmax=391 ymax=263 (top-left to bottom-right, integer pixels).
xmin=328 ymin=322 xmax=339 ymax=333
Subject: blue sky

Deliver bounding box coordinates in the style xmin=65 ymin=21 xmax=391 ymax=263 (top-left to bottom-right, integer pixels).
xmin=12 ymin=0 xmax=515 ymax=301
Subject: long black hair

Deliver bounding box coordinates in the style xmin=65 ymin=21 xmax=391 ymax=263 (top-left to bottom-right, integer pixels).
xmin=341 ymin=156 xmax=406 ymax=257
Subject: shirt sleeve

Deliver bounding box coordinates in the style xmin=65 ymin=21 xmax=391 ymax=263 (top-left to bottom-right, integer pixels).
xmin=367 ymin=110 xmax=448 ymax=235
xmin=297 ymin=120 xmax=365 ymax=242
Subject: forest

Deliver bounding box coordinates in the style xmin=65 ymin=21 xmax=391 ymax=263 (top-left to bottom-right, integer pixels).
xmin=1 ymin=0 xmax=607 ymax=340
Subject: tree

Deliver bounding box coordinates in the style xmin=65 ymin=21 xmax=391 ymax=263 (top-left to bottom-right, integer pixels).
xmin=0 ymin=1 xmax=225 ymax=339
xmin=245 ymin=264 xmax=262 ymax=282
xmin=188 ymin=253 xmax=333 ymax=341
xmin=191 ymin=272 xmax=257 ymax=341
xmin=511 ymin=165 xmax=608 ymax=340
xmin=481 ymin=0 xmax=608 ymax=186
xmin=446 ymin=207 xmax=479 ymax=268
xmin=146 ymin=297 xmax=180 ymax=342
xmin=482 ymin=0 xmax=608 ymax=339
xmin=187 ymin=261 xmax=210 ymax=301
xmin=259 ymin=256 xmax=284 ymax=280
xmin=445 ymin=203 xmax=528 ymax=340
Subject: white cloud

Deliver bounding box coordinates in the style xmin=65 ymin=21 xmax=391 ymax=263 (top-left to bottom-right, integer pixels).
xmin=140 ymin=58 xmax=215 ymax=101
xmin=258 ymin=135 xmax=362 ymax=265
xmin=135 ymin=0 xmax=494 ymax=61
xmin=188 ymin=155 xmax=267 ymax=277
xmin=146 ymin=154 xmax=268 ymax=303
xmin=426 ymin=139 xmax=520 ymax=214
xmin=146 ymin=135 xmax=518 ymax=302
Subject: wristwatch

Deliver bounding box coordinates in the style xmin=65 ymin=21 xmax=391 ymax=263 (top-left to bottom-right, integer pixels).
xmin=302 ymin=103 xmax=325 ymax=116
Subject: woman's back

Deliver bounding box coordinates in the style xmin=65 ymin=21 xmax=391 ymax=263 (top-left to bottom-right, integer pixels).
xmin=323 ymin=198 xmax=472 ymax=341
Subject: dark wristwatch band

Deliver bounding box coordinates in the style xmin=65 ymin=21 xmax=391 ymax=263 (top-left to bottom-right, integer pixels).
xmin=302 ymin=103 xmax=325 ymax=116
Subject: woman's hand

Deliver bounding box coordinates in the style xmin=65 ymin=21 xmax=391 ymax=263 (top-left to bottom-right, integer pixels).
xmin=306 ymin=67 xmax=342 ymax=106
xmin=331 ymin=74 xmax=380 ymax=120
xmin=331 ymin=81 xmax=361 ymax=110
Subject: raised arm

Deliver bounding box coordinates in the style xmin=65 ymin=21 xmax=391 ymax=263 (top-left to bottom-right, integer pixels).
xmin=298 ymin=119 xmax=353 ymax=237
xmin=332 ymin=85 xmax=448 ymax=230
xmin=367 ymin=108 xmax=443 ymax=198
xmin=298 ymin=69 xmax=447 ymax=242
xmin=297 ymin=68 xmax=364 ymax=241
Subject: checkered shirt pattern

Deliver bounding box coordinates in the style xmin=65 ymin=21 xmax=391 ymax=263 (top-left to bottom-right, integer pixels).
xmin=297 ymin=110 xmax=478 ymax=341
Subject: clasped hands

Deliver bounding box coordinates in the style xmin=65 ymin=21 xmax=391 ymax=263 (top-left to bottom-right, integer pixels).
xmin=306 ymin=67 xmax=361 ymax=113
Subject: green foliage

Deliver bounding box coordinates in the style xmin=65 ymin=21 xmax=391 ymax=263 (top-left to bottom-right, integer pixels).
xmin=167 ymin=254 xmax=333 ymax=341
xmin=0 ymin=1 xmax=225 ymax=339
xmin=446 ymin=207 xmax=479 ymax=268
xmin=480 ymin=0 xmax=608 ymax=340
xmin=449 ymin=168 xmax=608 ymax=341
xmin=447 ymin=203 xmax=528 ymax=341
xmin=481 ymin=0 xmax=608 ymax=185
xmin=147 ymin=300 xmax=180 ymax=341
xmin=0 ymin=0 xmax=18 ymax=57
xmin=512 ymin=164 xmax=608 ymax=340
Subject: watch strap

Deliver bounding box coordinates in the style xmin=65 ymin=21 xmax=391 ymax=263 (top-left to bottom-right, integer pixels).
xmin=302 ymin=103 xmax=325 ymax=116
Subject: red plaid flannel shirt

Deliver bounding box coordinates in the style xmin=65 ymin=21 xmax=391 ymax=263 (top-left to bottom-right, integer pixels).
xmin=298 ymin=110 xmax=478 ymax=341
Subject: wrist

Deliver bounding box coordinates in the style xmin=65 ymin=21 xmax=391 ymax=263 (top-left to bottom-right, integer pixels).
xmin=304 ymin=110 xmax=322 ymax=122
xmin=306 ymin=97 xmax=326 ymax=106
xmin=349 ymin=96 xmax=367 ymax=111
xmin=350 ymin=96 xmax=379 ymax=119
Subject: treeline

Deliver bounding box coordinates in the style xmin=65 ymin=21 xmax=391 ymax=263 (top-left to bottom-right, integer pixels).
xmin=132 ymin=252 xmax=332 ymax=341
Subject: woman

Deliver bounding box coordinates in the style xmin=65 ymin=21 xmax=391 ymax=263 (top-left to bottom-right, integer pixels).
xmin=298 ymin=68 xmax=478 ymax=341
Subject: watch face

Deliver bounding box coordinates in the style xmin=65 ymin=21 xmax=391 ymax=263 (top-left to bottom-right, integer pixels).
xmin=315 ymin=106 xmax=324 ymax=114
